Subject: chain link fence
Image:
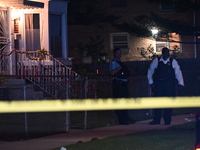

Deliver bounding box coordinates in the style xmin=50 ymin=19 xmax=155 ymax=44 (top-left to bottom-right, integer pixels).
xmin=1 ymin=58 xmax=200 ymax=140
xmin=0 ymin=76 xmax=70 ymax=140
xmin=0 ymin=75 xmax=115 ymax=140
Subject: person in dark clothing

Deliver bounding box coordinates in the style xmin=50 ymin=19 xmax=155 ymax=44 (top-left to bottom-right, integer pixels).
xmin=147 ymin=47 xmax=184 ymax=125
xmin=109 ymin=48 xmax=135 ymax=125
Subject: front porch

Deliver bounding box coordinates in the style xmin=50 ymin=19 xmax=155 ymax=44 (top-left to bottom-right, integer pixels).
xmin=0 ymin=49 xmax=80 ymax=99
xmin=0 ymin=0 xmax=75 ymax=98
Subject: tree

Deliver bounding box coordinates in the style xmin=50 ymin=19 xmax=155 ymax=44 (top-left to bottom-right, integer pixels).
xmin=68 ymin=0 xmax=200 ymax=44
xmin=137 ymin=44 xmax=180 ymax=60
xmin=112 ymin=12 xmax=200 ymax=43
xmin=76 ymin=35 xmax=106 ymax=63
xmin=114 ymin=0 xmax=200 ymax=42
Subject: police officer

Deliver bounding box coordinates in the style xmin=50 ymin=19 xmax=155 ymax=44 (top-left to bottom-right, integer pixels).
xmin=147 ymin=47 xmax=184 ymax=125
xmin=109 ymin=48 xmax=135 ymax=125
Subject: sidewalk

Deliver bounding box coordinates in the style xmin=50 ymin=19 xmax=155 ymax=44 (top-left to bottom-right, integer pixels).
xmin=0 ymin=114 xmax=195 ymax=150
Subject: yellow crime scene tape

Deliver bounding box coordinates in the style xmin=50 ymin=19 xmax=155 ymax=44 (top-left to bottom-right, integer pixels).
xmin=0 ymin=97 xmax=200 ymax=113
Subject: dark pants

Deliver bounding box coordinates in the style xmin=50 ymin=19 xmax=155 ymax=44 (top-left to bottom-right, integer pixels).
xmin=152 ymin=80 xmax=175 ymax=124
xmin=112 ymin=79 xmax=130 ymax=124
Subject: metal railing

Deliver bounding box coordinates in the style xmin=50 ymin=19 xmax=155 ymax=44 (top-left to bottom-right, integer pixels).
xmin=0 ymin=49 xmax=80 ymax=98
xmin=16 ymin=50 xmax=79 ymax=98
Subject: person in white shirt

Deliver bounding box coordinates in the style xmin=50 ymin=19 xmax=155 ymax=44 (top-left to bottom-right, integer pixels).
xmin=147 ymin=47 xmax=184 ymax=125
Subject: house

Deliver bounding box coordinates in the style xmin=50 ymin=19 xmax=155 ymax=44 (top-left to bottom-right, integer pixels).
xmin=0 ymin=0 xmax=72 ymax=76
xmin=0 ymin=0 xmax=80 ymax=99
xmin=68 ymin=0 xmax=200 ymax=64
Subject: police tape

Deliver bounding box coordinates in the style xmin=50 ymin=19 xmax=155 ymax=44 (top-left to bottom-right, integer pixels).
xmin=0 ymin=97 xmax=200 ymax=113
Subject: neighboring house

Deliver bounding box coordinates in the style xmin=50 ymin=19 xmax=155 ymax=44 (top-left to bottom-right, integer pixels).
xmin=68 ymin=0 xmax=200 ymax=64
xmin=0 ymin=0 xmax=71 ymax=75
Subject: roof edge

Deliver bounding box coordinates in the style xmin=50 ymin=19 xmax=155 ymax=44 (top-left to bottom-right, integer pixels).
xmin=24 ymin=0 xmax=44 ymax=8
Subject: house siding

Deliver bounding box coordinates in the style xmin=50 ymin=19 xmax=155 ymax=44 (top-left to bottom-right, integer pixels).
xmin=68 ymin=0 xmax=199 ymax=64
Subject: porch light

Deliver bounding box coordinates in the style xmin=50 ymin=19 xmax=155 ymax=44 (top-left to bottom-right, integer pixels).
xmin=11 ymin=10 xmax=22 ymax=21
xmin=151 ymin=27 xmax=159 ymax=40
xmin=195 ymin=144 xmax=200 ymax=150
xmin=151 ymin=28 xmax=158 ymax=35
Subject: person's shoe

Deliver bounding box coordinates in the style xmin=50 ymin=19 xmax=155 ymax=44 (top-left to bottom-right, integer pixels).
xmin=164 ymin=122 xmax=170 ymax=125
xmin=149 ymin=120 xmax=160 ymax=125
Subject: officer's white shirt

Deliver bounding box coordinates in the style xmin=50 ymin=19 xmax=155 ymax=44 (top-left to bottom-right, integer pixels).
xmin=147 ymin=57 xmax=184 ymax=86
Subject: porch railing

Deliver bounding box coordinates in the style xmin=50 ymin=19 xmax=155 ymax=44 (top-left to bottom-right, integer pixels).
xmin=0 ymin=49 xmax=79 ymax=98
xmin=16 ymin=50 xmax=79 ymax=98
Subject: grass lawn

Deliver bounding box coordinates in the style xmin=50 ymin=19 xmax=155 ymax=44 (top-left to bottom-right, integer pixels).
xmin=53 ymin=122 xmax=196 ymax=150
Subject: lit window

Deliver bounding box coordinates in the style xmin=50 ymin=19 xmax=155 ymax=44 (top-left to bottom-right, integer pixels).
xmin=155 ymin=42 xmax=167 ymax=52
xmin=154 ymin=33 xmax=180 ymax=52
xmin=110 ymin=33 xmax=129 ymax=50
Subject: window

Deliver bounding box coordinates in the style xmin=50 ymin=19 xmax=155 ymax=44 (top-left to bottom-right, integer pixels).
xmin=111 ymin=0 xmax=127 ymax=8
xmin=154 ymin=33 xmax=180 ymax=52
xmin=155 ymin=42 xmax=167 ymax=52
xmin=160 ymin=0 xmax=173 ymax=11
xmin=110 ymin=33 xmax=129 ymax=50
xmin=25 ymin=13 xmax=40 ymax=51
